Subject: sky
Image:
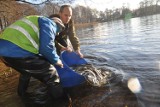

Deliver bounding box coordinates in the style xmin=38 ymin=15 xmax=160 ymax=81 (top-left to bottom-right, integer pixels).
xmin=73 ymin=0 xmax=142 ymax=11
xmin=21 ymin=0 xmax=142 ymax=11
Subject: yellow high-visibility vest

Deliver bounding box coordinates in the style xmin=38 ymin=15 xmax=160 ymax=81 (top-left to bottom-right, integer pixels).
xmin=0 ymin=15 xmax=40 ymax=54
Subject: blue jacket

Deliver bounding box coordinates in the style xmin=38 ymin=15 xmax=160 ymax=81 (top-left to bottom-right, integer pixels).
xmin=0 ymin=17 xmax=59 ymax=64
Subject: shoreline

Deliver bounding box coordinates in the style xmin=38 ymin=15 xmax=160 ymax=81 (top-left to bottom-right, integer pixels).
xmin=75 ymin=22 xmax=98 ymax=28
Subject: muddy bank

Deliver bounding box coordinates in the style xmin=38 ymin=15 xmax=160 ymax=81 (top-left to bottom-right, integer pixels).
xmin=0 ymin=63 xmax=138 ymax=107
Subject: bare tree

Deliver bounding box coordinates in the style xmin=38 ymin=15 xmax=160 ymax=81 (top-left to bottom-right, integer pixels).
xmin=156 ymin=0 xmax=160 ymax=12
xmin=15 ymin=0 xmax=76 ymax=5
xmin=0 ymin=1 xmax=38 ymax=31
xmin=39 ymin=3 xmax=59 ymax=16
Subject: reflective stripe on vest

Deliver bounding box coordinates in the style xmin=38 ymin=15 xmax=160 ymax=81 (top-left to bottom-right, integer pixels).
xmin=21 ymin=18 xmax=39 ymax=38
xmin=8 ymin=25 xmax=38 ymax=50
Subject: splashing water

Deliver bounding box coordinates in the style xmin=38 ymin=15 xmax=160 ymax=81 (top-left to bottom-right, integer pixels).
xmin=71 ymin=64 xmax=115 ymax=87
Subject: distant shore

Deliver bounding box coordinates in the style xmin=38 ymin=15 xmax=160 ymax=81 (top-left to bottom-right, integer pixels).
xmin=75 ymin=22 xmax=98 ymax=28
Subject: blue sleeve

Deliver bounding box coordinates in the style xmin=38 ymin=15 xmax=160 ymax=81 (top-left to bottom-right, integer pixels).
xmin=38 ymin=17 xmax=59 ymax=64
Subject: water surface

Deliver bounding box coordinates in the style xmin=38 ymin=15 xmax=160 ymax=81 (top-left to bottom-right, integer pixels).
xmin=77 ymin=14 xmax=160 ymax=107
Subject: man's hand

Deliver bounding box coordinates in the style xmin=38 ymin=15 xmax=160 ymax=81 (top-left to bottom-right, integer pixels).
xmin=61 ymin=46 xmax=72 ymax=52
xmin=55 ymin=59 xmax=63 ymax=68
xmin=76 ymin=49 xmax=83 ymax=58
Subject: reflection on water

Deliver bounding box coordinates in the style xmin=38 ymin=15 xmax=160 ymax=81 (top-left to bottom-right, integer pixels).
xmin=77 ymin=14 xmax=160 ymax=107
xmin=1 ymin=14 xmax=160 ymax=107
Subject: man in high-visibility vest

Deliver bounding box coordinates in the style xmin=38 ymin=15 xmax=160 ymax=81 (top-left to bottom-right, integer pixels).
xmin=0 ymin=15 xmax=65 ymax=99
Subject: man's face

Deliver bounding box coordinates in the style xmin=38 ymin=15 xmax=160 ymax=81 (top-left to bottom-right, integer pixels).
xmin=59 ymin=7 xmax=72 ymax=24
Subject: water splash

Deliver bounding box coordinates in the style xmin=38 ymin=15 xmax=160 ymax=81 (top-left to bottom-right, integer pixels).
xmin=71 ymin=64 xmax=124 ymax=87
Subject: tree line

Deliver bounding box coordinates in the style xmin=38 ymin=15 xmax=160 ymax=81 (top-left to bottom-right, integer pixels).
xmin=0 ymin=0 xmax=160 ymax=32
xmin=72 ymin=0 xmax=160 ymax=23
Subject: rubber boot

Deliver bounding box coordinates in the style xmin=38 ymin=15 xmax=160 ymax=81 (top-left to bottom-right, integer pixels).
xmin=17 ymin=74 xmax=31 ymax=96
xmin=47 ymin=82 xmax=64 ymax=99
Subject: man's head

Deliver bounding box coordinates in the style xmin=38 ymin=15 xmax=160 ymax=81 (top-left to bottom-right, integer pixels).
xmin=59 ymin=5 xmax=72 ymax=24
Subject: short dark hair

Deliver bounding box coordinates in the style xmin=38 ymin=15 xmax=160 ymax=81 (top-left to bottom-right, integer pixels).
xmin=59 ymin=5 xmax=72 ymax=13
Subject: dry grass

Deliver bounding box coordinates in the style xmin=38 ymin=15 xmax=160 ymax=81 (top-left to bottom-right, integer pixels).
xmin=0 ymin=61 xmax=13 ymax=78
xmin=0 ymin=61 xmax=9 ymax=72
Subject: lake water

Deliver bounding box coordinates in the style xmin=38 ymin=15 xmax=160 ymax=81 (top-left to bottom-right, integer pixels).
xmin=76 ymin=14 xmax=160 ymax=107
xmin=1 ymin=14 xmax=160 ymax=107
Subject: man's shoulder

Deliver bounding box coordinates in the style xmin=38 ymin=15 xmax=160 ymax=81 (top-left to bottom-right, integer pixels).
xmin=68 ymin=19 xmax=74 ymax=26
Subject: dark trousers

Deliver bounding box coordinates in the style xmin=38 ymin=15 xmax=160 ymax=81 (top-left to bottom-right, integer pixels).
xmin=1 ymin=55 xmax=64 ymax=98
